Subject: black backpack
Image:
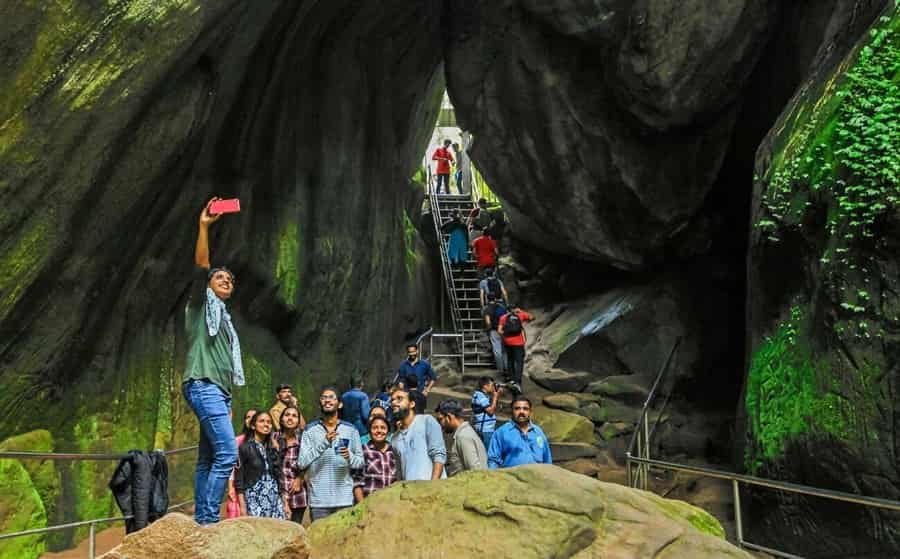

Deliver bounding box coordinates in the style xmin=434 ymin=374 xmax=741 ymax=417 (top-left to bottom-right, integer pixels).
xmin=503 ymin=312 xmax=523 ymax=337
xmin=485 ymin=277 xmax=503 ymax=301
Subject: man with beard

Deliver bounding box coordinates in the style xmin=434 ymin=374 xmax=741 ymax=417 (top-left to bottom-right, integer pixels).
xmin=436 ymin=399 xmax=487 ymax=476
xmin=487 ymin=396 xmax=552 ymax=469
xmin=390 ymin=388 xmax=446 ymax=481
xmin=270 ymin=383 xmax=306 ymax=431
xmin=297 ymin=387 xmax=364 ymax=521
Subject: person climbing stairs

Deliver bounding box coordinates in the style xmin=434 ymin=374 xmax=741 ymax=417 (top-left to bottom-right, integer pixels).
xmin=428 ymin=192 xmax=496 ymax=369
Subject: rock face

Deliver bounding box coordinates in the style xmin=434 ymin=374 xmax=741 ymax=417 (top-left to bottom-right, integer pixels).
xmin=0 ymin=1 xmax=442 ymax=551
xmin=308 ymin=464 xmax=750 ymax=558
xmin=445 ymin=0 xmax=779 ymax=268
xmin=99 ymin=513 xmax=309 ymax=559
xmin=745 ymin=3 xmax=900 ymax=556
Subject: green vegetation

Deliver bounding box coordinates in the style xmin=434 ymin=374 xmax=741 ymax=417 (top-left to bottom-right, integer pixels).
xmin=401 ymin=210 xmax=418 ymax=277
xmin=757 ymin=11 xmax=900 ymax=287
xmin=745 ymin=307 xmax=882 ymax=473
xmin=275 ymin=220 xmax=300 ymax=308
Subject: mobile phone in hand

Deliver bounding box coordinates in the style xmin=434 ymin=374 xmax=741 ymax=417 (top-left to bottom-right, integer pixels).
xmin=208 ymin=198 xmax=241 ymax=215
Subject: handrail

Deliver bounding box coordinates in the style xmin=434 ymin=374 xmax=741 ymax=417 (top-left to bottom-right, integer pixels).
xmin=0 ymin=444 xmax=199 ymax=559
xmin=0 ymin=500 xmax=195 ymax=541
xmin=624 ymin=339 xmax=900 ymax=559
xmin=627 ymin=456 xmax=900 ymax=513
xmin=0 ymin=445 xmax=199 ymax=461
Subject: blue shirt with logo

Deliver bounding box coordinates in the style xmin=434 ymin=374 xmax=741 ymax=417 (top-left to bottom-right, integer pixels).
xmin=487 ymin=421 xmax=552 ymax=469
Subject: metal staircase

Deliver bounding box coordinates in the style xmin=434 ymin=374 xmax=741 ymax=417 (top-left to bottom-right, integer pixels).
xmin=427 ymin=190 xmax=496 ymax=369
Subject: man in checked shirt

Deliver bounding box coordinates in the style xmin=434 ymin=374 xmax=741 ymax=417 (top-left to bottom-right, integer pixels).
xmin=353 ymin=415 xmax=397 ymax=501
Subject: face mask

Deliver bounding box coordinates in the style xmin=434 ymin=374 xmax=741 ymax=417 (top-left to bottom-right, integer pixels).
xmin=407 ymin=355 xmax=416 ymax=362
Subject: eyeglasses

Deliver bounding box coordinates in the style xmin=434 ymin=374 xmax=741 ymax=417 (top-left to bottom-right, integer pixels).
xmin=320 ymin=395 xmax=338 ymax=401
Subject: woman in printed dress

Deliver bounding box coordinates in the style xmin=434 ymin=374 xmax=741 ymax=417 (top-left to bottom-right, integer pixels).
xmin=235 ymin=411 xmax=285 ymax=518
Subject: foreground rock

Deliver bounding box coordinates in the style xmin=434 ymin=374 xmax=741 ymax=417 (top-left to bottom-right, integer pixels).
xmin=308 ymin=464 xmax=749 ymax=558
xmin=99 ymin=513 xmax=308 ymax=559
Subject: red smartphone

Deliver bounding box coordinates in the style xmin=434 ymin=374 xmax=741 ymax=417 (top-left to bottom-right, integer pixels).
xmin=208 ymin=198 xmax=240 ymax=215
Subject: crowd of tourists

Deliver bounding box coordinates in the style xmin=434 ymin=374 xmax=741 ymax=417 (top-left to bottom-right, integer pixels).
xmin=183 ymin=200 xmax=551 ymax=526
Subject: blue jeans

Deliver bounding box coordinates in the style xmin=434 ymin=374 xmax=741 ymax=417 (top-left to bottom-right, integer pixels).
xmin=489 ymin=330 xmax=507 ymax=372
xmin=182 ymin=379 xmax=237 ymax=524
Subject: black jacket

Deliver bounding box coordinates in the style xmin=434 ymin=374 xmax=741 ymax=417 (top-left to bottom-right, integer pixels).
xmin=109 ymin=450 xmax=168 ymax=533
xmin=235 ymin=437 xmax=283 ymax=493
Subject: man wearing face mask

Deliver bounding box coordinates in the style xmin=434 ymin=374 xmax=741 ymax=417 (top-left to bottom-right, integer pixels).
xmin=395 ymin=343 xmax=437 ymax=410
xmin=297 ymin=387 xmax=364 ymax=521
xmin=181 ymin=197 xmax=244 ymax=525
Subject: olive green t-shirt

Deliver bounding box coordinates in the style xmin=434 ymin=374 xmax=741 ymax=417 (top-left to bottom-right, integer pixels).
xmin=183 ymin=268 xmax=234 ymax=396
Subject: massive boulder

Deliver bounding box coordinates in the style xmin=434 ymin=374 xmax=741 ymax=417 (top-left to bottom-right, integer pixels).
xmin=308 ymin=464 xmax=750 ymax=558
xmin=99 ymin=513 xmax=309 ymax=559
xmin=745 ymin=3 xmax=900 ymax=555
xmin=445 ymin=0 xmax=779 ymax=269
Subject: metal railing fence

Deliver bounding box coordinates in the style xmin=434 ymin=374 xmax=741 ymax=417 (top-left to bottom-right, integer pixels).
xmin=625 ymin=341 xmax=900 ymax=559
xmin=0 ymin=445 xmax=198 ymax=559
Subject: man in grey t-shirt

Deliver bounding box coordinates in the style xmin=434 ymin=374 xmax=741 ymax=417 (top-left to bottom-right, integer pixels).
xmin=390 ymin=388 xmax=446 ymax=481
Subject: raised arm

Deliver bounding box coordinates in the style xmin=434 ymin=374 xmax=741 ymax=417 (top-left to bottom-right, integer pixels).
xmin=195 ymin=197 xmax=221 ymax=269
xmin=296 ymin=426 xmax=330 ymax=469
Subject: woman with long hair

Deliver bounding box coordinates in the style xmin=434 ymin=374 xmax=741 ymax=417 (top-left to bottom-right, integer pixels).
xmin=235 ymin=410 xmax=285 ymax=518
xmin=225 ymin=407 xmax=257 ymax=519
xmin=276 ymin=405 xmax=308 ymax=523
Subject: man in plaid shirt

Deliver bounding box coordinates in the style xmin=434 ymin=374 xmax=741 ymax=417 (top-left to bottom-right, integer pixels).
xmin=353 ymin=416 xmax=397 ymax=501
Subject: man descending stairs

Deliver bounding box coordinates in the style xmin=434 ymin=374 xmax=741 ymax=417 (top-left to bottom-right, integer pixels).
xmin=428 ymin=192 xmax=497 ymax=370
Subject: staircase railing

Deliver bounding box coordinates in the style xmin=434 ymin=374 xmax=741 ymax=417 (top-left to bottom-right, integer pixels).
xmin=626 ymin=340 xmax=900 ymax=559
xmin=427 ymin=184 xmax=463 ymax=335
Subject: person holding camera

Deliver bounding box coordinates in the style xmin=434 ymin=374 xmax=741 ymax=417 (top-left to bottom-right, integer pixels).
xmin=296 ymin=387 xmax=363 ymax=522
xmin=471 ymin=377 xmax=501 ymax=448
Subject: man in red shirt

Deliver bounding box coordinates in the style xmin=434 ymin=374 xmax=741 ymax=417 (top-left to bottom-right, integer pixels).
xmin=498 ymin=305 xmax=534 ymax=390
xmin=471 ymin=229 xmax=498 ymax=271
xmin=432 ymin=139 xmax=455 ymax=194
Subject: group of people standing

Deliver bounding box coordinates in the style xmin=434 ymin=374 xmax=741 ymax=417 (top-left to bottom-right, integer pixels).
xmin=181 ymin=198 xmax=548 ymax=529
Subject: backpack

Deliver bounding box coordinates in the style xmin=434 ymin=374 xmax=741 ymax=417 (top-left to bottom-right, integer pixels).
xmin=474 ymin=209 xmax=492 ymax=229
xmin=503 ymin=312 xmax=523 ymax=337
xmin=485 ymin=277 xmax=503 ymax=301
xmin=489 ymin=303 xmax=507 ymax=330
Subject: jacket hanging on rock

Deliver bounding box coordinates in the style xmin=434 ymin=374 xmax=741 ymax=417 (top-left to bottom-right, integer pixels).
xmin=109 ymin=450 xmax=169 ymax=533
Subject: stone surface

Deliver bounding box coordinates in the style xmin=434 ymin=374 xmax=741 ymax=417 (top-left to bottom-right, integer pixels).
xmin=99 ymin=513 xmax=309 ymax=559
xmin=530 ymin=405 xmax=596 ymax=445
xmin=551 ymin=442 xmax=599 ymax=462
xmin=528 ymin=367 xmax=591 ymax=393
xmin=308 ymin=464 xmax=750 ymax=558
xmin=542 ymin=393 xmax=580 ymax=413
xmin=744 ymin=3 xmax=900 ymax=555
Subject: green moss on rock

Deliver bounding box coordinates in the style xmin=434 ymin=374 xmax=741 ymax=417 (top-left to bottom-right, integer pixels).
xmin=0 ymin=458 xmax=47 ymax=559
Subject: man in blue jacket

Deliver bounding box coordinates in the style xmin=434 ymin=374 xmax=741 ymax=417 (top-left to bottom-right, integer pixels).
xmin=487 ymin=396 xmax=552 ymax=468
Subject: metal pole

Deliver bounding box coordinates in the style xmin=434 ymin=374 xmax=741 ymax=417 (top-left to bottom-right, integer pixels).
xmin=88 ymin=522 xmax=95 ymax=559
xmin=733 ymin=479 xmax=744 ymax=545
